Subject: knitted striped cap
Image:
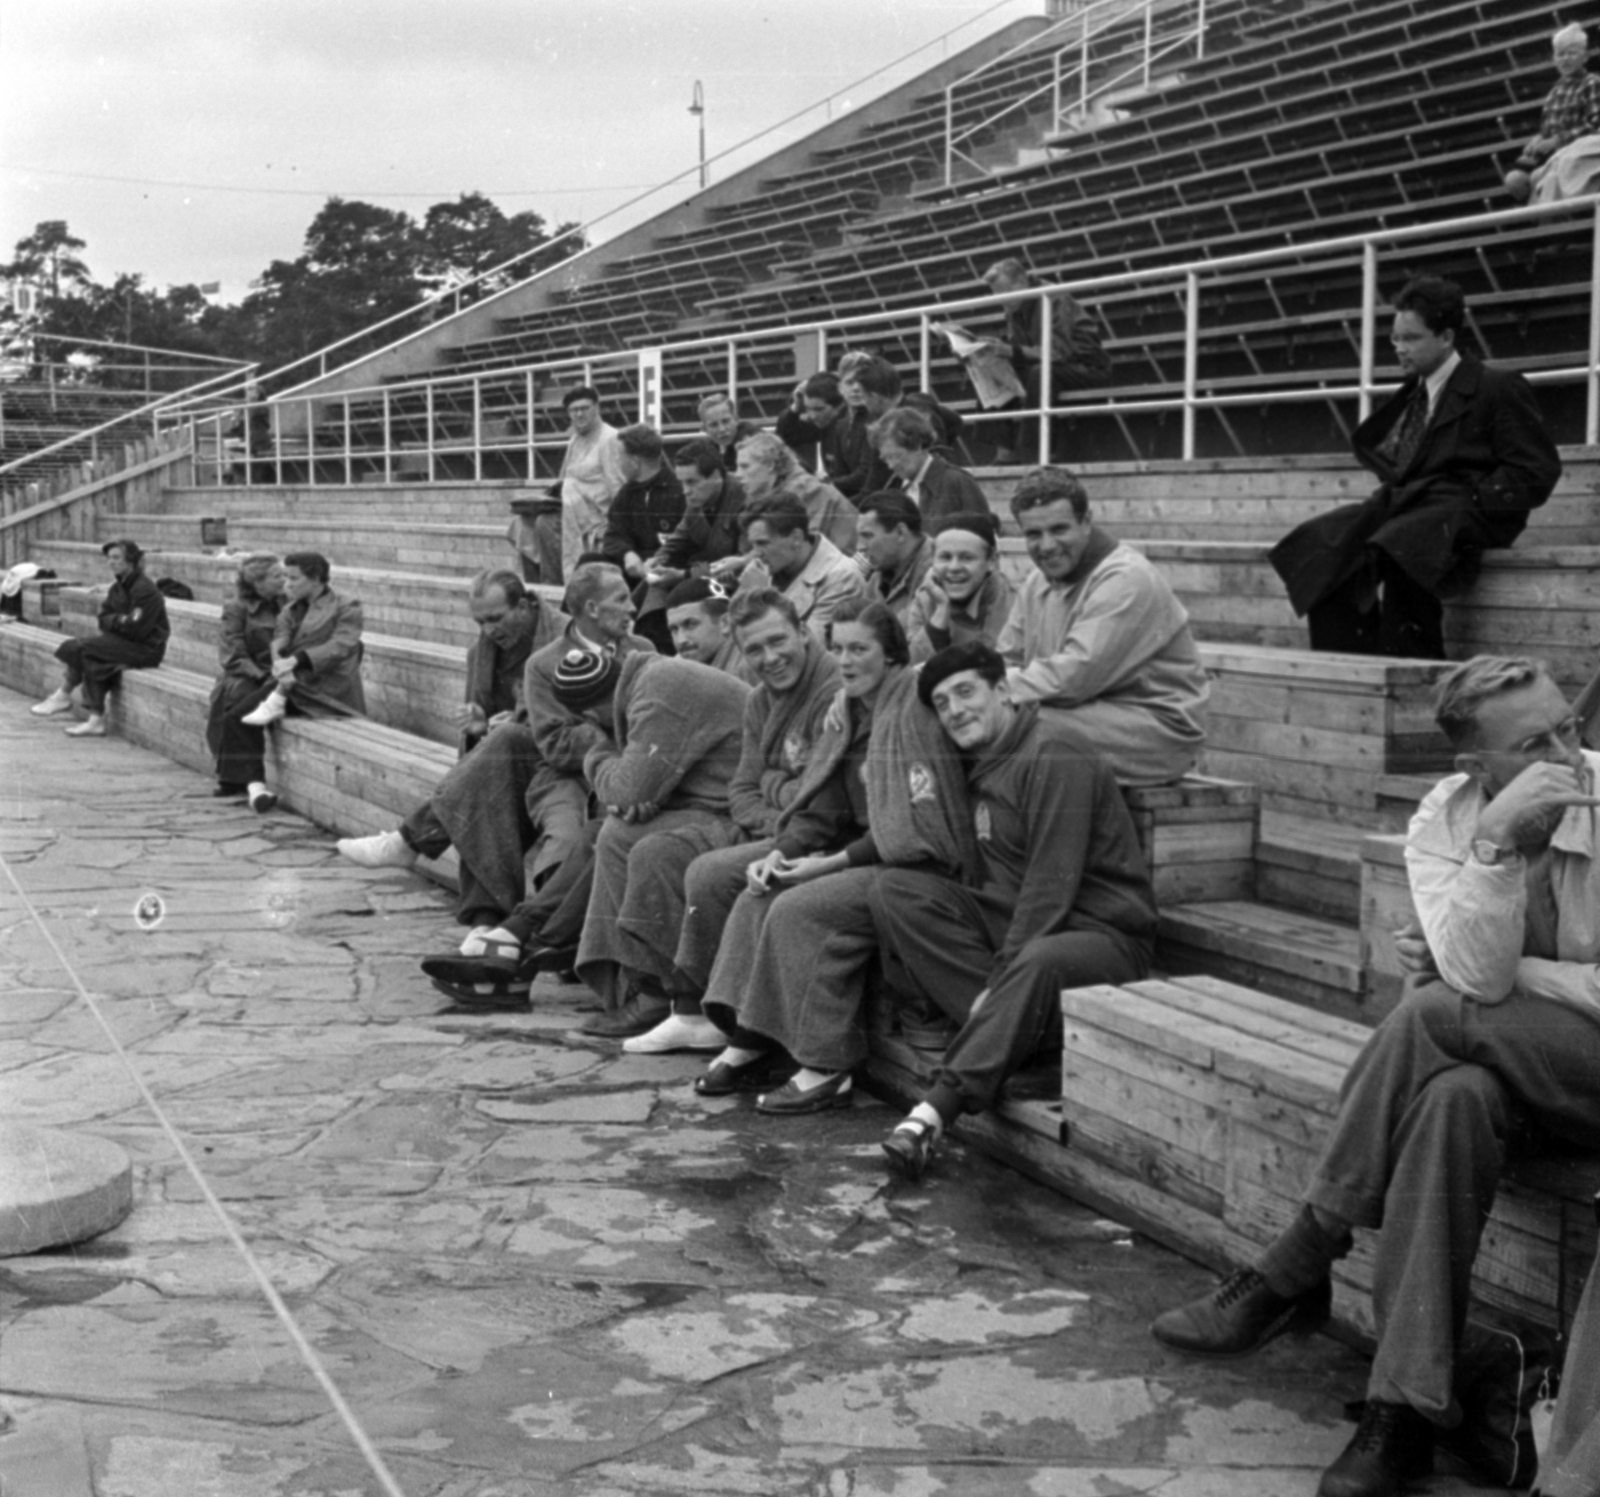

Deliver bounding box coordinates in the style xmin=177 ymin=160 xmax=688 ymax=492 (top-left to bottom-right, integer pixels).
xmin=552 ymin=646 xmax=621 ymax=707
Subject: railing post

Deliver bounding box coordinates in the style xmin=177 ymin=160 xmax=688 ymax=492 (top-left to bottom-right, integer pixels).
xmin=1196 ymin=0 xmax=1207 ymax=59
xmin=426 ymin=383 xmax=436 ymax=484
xmin=1080 ymin=11 xmax=1090 ymax=117
xmin=382 ymin=387 xmax=393 ymax=485
xmin=305 ymin=397 xmax=315 ymax=484
xmin=1183 ymin=271 xmax=1199 ymax=460
xmin=1037 ymin=289 xmax=1054 ymax=466
xmin=918 ymin=315 xmax=932 ymax=398
xmin=473 ymin=376 xmax=484 ymax=484
xmin=343 ymin=397 xmax=353 ymax=487
xmin=1053 ymin=47 xmax=1062 ymax=132
xmin=945 ymin=86 xmax=954 ymax=187
xmin=726 ymin=342 xmax=738 ymax=405
xmin=1589 ymin=200 xmax=1600 ymax=445
xmin=525 ymin=370 xmax=537 ymax=482
xmin=1143 ymin=0 xmax=1153 ymax=90
xmin=1359 ymin=239 xmax=1379 ymax=422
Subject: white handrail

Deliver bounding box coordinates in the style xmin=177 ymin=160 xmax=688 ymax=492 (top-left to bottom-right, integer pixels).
xmin=158 ymin=196 xmax=1600 ymax=479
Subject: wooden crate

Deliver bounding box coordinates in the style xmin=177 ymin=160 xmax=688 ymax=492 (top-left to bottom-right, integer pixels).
xmin=1123 ymin=773 xmax=1258 ymax=905
xmin=1057 ymin=973 xmax=1598 ymax=1341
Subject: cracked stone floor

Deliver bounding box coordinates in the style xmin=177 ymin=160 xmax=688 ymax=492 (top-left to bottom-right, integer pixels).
xmin=0 ymin=686 xmax=1497 ymax=1496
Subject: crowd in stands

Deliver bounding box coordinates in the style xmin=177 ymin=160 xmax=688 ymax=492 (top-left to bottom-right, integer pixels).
xmin=22 ymin=204 xmax=1600 ymax=1485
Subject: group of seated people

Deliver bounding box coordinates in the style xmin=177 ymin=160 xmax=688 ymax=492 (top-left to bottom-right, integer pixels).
xmin=333 ymin=462 xmax=1209 ymax=1183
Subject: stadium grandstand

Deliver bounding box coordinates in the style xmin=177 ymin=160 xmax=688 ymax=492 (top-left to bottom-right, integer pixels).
xmin=4 ymin=0 xmax=1599 ymax=1433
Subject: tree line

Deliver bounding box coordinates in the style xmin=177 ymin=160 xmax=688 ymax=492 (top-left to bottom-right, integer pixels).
xmin=0 ymin=193 xmax=584 ymax=379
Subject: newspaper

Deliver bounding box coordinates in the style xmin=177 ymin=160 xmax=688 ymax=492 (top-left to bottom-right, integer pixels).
xmin=933 ymin=321 xmax=1027 ymax=409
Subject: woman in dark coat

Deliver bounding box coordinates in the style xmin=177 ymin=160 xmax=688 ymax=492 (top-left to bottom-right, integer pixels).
xmin=206 ymin=553 xmax=285 ymax=797
xmin=31 ymin=538 xmax=169 ymax=738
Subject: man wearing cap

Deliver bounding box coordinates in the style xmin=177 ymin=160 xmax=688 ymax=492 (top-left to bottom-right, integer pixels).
xmin=856 ymin=492 xmax=933 ymax=620
xmin=998 ymin=466 xmax=1208 ymax=786
xmin=584 ymin=588 xmax=842 ymax=1044
xmin=902 ymin=512 xmax=1016 ymax=662
xmin=553 ymin=386 xmax=627 ymax=583
xmin=867 ymin=641 xmax=1157 ymax=1182
xmin=664 ymin=576 xmax=745 ymax=678
xmin=335 ymin=569 xmax=566 ymax=911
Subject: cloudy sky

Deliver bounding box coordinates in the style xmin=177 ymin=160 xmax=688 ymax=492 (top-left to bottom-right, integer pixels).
xmin=1 ymin=0 xmax=1032 ymax=303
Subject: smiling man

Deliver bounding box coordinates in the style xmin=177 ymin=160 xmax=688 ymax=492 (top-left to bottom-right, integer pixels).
xmin=1270 ymin=275 xmax=1561 ymax=659
xmin=579 ymin=588 xmax=841 ymax=1044
xmin=996 ymin=466 xmax=1208 ymax=785
xmin=866 ymin=640 xmax=1157 ymax=1181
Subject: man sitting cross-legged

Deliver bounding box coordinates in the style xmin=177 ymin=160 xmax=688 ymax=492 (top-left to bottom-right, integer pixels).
xmin=997 ymin=466 xmax=1208 ymax=786
xmin=869 ymin=642 xmax=1157 ymax=1178
xmin=335 ymin=568 xmax=566 ymax=910
xmin=388 ymin=565 xmax=651 ymax=1007
xmin=1150 ymin=655 xmax=1600 ymax=1497
xmin=581 ymin=587 xmax=841 ymax=1045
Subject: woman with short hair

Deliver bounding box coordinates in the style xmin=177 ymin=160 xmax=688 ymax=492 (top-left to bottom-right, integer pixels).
xmin=31 ymin=538 xmax=169 ymax=738
xmin=206 ymin=553 xmax=286 ymax=798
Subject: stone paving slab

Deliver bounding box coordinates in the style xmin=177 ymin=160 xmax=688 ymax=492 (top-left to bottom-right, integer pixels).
xmin=0 ymin=685 xmax=1498 ymax=1497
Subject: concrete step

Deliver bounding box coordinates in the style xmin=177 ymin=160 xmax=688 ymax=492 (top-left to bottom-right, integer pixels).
xmin=42 ymin=586 xmax=484 ymax=750
xmin=157 ymin=482 xmax=539 ymax=525
xmin=23 ymin=541 xmax=561 ymax=654
xmin=0 ymin=622 xmax=459 ymax=877
xmin=107 ymin=513 xmax=508 ymax=579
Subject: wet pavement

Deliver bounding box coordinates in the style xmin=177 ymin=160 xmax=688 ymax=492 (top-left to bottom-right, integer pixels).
xmin=0 ymin=686 xmax=1495 ymax=1496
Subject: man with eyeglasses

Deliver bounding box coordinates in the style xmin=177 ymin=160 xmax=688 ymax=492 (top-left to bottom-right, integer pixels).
xmin=1151 ymin=656 xmax=1600 ymax=1497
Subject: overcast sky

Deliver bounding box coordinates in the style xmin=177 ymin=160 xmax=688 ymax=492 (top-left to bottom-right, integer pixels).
xmin=1 ymin=0 xmax=1035 ymax=303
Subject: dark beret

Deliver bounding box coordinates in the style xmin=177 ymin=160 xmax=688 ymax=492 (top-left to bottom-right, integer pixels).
xmin=663 ymin=576 xmax=730 ymax=610
xmin=916 ymin=640 xmax=1006 ymax=708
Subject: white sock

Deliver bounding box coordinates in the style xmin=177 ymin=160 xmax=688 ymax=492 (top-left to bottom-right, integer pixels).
xmin=904 ymin=1102 xmax=943 ymax=1136
xmin=484 ymin=927 xmax=516 ymax=943
xmin=247 ymin=781 xmax=269 ymax=798
xmin=713 ymin=1046 xmax=764 ymax=1068
xmin=792 ymin=1067 xmax=844 ymax=1091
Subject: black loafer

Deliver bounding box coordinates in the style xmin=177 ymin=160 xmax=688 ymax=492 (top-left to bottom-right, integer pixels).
xmin=427 ymin=975 xmax=532 ymax=1011
xmin=580 ymin=994 xmax=671 ymax=1038
xmin=694 ymin=1052 xmax=791 ymax=1097
xmin=882 ymin=1118 xmax=939 ymax=1180
xmin=755 ymin=1071 xmax=852 ymax=1115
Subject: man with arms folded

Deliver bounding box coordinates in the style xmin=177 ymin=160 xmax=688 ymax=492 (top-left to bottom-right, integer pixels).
xmin=997 ymin=466 xmax=1207 ymax=786
xmin=868 ymin=641 xmax=1157 ymax=1180
xmin=1151 ymin=655 xmax=1600 ymax=1497
xmin=587 ymin=588 xmax=841 ymax=1046
xmin=901 ymin=511 xmax=1015 ymax=662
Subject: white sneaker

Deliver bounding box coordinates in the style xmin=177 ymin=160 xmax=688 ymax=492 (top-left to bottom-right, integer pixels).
xmin=459 ymin=924 xmax=495 ymax=957
xmin=31 ymin=688 xmax=72 ymax=717
xmin=336 ymin=830 xmax=417 ymax=869
xmin=622 ymin=1013 xmax=725 ymax=1055
xmin=241 ymin=690 xmax=287 ymax=727
xmin=64 ymin=715 xmax=106 ymax=738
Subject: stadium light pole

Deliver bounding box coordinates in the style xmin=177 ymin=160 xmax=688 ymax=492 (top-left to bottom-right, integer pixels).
xmin=689 ymin=81 xmax=708 ymax=190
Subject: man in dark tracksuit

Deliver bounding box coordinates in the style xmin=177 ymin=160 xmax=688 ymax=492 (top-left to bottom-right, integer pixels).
xmin=867 ymin=641 xmax=1157 ymax=1180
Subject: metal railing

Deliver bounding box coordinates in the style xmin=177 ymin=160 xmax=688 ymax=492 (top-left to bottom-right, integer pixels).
xmin=154 ymin=195 xmax=1600 ymax=487
xmin=945 ymin=0 xmax=1207 ymax=185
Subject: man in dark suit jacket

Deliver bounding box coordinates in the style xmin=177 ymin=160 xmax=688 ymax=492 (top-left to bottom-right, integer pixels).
xmin=1270 ymin=275 xmax=1561 ymax=659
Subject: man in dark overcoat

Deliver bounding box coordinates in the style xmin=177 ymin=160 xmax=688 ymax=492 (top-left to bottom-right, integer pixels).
xmin=1270 ymin=275 xmax=1561 ymax=659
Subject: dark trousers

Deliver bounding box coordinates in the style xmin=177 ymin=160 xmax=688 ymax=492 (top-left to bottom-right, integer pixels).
xmin=1306 ymin=551 xmax=1445 ymax=660
xmin=212 ymin=677 xmax=281 ymax=786
xmin=56 ymin=634 xmax=160 ymax=712
xmin=499 ymin=818 xmax=601 ymax=949
xmin=868 ymin=868 xmax=1150 ymax=1123
xmin=398 ymin=800 xmax=501 ymax=929
xmin=997 ymin=362 xmax=1105 ymax=458
xmin=1301 ymin=981 xmax=1600 ymax=1421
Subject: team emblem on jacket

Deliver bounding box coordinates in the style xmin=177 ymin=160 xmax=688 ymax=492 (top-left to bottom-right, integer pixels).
xmin=975 ymin=803 xmax=993 ymax=842
xmin=907 ymin=762 xmax=935 ymax=803
xmin=784 ymin=731 xmax=808 ymax=769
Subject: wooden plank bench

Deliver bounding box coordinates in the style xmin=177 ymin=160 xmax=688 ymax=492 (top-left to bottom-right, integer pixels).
xmin=1046 ymin=973 xmax=1598 ymax=1342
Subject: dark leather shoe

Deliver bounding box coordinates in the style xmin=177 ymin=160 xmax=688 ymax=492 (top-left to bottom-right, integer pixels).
xmin=694 ymin=1051 xmax=792 ymax=1097
xmin=1149 ymin=1267 xmax=1331 ymax=1356
xmin=756 ymin=1071 xmax=852 ymax=1115
xmin=525 ymin=943 xmax=579 ymax=974
xmin=1318 ymin=1400 xmax=1433 ymax=1497
xmin=882 ymin=1118 xmax=939 ymax=1180
xmin=427 ymin=975 xmax=531 ymax=1011
xmin=581 ymin=994 xmax=671 ymax=1038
